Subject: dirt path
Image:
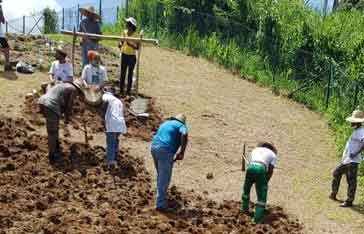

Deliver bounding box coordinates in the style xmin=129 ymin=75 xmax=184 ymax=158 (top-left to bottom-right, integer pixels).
xmin=124 ymin=47 xmax=364 ymax=234
xmin=0 ymin=45 xmax=363 ymax=234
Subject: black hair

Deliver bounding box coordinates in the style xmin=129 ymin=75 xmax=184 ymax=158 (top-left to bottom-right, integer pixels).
xmin=257 ymin=142 xmax=277 ymax=154
xmin=126 ymin=22 xmax=137 ymax=32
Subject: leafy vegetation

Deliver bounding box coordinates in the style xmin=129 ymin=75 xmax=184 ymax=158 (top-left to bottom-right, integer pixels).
xmin=108 ymin=0 xmax=364 ymax=182
xmin=43 ymin=7 xmax=58 ymax=34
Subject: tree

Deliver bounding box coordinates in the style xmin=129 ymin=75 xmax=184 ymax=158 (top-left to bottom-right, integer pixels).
xmin=43 ymin=7 xmax=58 ymax=34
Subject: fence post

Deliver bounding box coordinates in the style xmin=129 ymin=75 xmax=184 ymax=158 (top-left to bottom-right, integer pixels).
xmin=116 ymin=6 xmax=120 ymax=22
xmin=353 ymin=83 xmax=360 ymax=109
xmin=22 ymin=16 xmax=25 ymax=34
xmin=62 ymin=8 xmax=65 ymax=30
xmin=154 ymin=2 xmax=158 ymax=39
xmin=77 ymin=5 xmax=80 ymax=27
xmin=126 ymin=0 xmax=129 ymax=17
xmin=99 ymin=0 xmax=102 ymax=22
xmin=5 ymin=21 xmax=8 ymax=33
xmin=325 ymin=60 xmax=333 ymax=109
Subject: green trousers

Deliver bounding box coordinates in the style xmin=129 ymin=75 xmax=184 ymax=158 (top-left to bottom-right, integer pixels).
xmin=241 ymin=163 xmax=268 ymax=223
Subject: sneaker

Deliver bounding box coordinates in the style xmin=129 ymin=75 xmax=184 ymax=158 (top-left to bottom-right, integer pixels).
xmin=4 ymin=64 xmax=14 ymax=72
xmin=340 ymin=201 xmax=353 ymax=207
xmin=329 ymin=193 xmax=338 ymax=201
xmin=107 ymin=161 xmax=118 ymax=170
xmin=156 ymin=207 xmax=176 ymax=213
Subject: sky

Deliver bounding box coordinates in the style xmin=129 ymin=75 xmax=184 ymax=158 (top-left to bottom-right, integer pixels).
xmin=2 ymin=0 xmax=61 ymax=20
xmin=2 ymin=0 xmax=124 ymax=20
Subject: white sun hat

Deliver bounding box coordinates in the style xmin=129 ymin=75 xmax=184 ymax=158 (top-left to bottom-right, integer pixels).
xmin=346 ymin=109 xmax=364 ymax=123
xmin=125 ymin=17 xmax=137 ymax=27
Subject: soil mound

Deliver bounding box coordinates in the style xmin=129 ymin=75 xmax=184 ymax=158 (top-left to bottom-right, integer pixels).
xmin=23 ymin=94 xmax=162 ymax=141
xmin=0 ymin=116 xmax=304 ymax=234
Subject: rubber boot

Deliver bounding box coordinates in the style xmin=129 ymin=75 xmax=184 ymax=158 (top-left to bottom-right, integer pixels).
xmin=253 ymin=205 xmax=265 ymax=223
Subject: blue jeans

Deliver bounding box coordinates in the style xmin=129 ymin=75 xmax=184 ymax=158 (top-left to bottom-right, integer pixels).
xmin=106 ymin=132 xmax=120 ymax=163
xmin=81 ymin=41 xmax=99 ymax=69
xmin=151 ymin=145 xmax=175 ymax=209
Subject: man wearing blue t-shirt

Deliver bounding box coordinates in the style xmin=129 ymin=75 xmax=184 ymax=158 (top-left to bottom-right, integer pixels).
xmin=151 ymin=113 xmax=189 ymax=212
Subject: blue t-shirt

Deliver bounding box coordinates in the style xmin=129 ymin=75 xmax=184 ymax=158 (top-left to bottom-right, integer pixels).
xmin=152 ymin=120 xmax=188 ymax=153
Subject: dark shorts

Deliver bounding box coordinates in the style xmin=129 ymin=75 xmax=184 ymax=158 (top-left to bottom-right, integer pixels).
xmin=0 ymin=37 xmax=9 ymax=49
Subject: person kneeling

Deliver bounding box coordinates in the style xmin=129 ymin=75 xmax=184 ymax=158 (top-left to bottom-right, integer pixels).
xmin=81 ymin=51 xmax=107 ymax=91
xmin=241 ymin=142 xmax=278 ymax=223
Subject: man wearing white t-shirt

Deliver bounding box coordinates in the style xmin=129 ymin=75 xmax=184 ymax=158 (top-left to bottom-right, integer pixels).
xmin=49 ymin=47 xmax=73 ymax=82
xmin=0 ymin=2 xmax=11 ymax=71
xmin=241 ymin=142 xmax=278 ymax=223
xmin=330 ymin=109 xmax=364 ymax=207
xmin=100 ymin=86 xmax=127 ymax=169
xmin=81 ymin=51 xmax=107 ymax=91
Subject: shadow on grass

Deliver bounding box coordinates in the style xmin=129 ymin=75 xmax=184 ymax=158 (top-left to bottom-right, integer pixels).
xmin=351 ymin=204 xmax=364 ymax=215
xmin=0 ymin=71 xmax=18 ymax=80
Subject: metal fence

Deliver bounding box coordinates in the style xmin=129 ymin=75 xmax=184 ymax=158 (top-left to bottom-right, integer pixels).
xmin=4 ymin=0 xmax=123 ymax=35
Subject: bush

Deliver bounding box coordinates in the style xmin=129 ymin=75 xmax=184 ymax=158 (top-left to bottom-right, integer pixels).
xmin=43 ymin=7 xmax=58 ymax=34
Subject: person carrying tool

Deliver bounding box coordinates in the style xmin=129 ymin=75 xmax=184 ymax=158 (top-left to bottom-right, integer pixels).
xmin=118 ymin=17 xmax=140 ymax=96
xmin=99 ymin=86 xmax=127 ymax=169
xmin=38 ymin=81 xmax=83 ymax=163
xmin=0 ymin=0 xmax=12 ymax=71
xmin=329 ymin=109 xmax=364 ymax=207
xmin=151 ymin=114 xmax=189 ymax=212
xmin=79 ymin=6 xmax=102 ymax=69
xmin=81 ymin=51 xmax=107 ymax=91
xmin=241 ymin=142 xmax=278 ymax=223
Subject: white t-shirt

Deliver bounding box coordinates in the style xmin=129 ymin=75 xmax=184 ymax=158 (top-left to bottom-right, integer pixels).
xmin=49 ymin=61 xmax=73 ymax=82
xmin=102 ymin=92 xmax=127 ymax=133
xmin=81 ymin=64 xmax=107 ymax=86
xmin=250 ymin=147 xmax=278 ymax=168
xmin=342 ymin=127 xmax=364 ymax=165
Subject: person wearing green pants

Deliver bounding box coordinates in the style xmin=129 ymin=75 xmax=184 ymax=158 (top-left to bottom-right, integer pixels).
xmin=241 ymin=142 xmax=278 ymax=223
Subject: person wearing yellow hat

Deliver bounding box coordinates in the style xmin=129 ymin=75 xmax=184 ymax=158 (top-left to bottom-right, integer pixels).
xmin=118 ymin=17 xmax=140 ymax=96
xmin=79 ymin=6 xmax=102 ymax=69
xmin=330 ymin=109 xmax=364 ymax=207
xmin=150 ymin=113 xmax=189 ymax=212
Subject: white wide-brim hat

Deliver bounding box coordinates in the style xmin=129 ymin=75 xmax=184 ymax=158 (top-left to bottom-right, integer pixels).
xmin=125 ymin=17 xmax=137 ymax=27
xmin=346 ymin=110 xmax=364 ymax=123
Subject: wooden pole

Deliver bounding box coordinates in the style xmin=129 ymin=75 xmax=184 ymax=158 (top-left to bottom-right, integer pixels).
xmin=242 ymin=143 xmax=246 ymax=172
xmin=61 ymin=30 xmax=159 ymax=45
xmin=72 ymin=27 xmax=77 ymax=76
xmin=135 ymin=31 xmax=143 ymax=96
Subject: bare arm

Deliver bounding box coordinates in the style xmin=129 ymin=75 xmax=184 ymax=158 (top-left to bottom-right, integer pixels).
xmin=175 ymin=133 xmax=188 ymax=161
xmin=267 ymin=165 xmax=274 ymax=182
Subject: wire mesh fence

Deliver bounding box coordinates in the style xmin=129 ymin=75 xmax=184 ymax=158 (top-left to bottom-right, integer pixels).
xmin=4 ymin=0 xmax=123 ymax=35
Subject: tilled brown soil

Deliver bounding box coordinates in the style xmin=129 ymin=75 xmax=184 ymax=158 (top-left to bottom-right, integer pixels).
xmin=0 ymin=116 xmax=303 ymax=234
xmin=23 ymin=93 xmax=162 ymax=141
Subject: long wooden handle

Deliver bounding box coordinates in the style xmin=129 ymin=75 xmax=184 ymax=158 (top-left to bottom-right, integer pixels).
xmin=61 ymin=30 xmax=159 ymax=45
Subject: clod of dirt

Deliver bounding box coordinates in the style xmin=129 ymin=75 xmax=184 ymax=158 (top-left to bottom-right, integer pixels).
xmin=206 ymin=172 xmax=214 ymax=180
xmin=1 ymin=114 xmax=303 ymax=233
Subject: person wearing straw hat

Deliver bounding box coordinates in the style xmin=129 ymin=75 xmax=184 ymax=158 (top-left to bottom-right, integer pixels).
xmin=49 ymin=46 xmax=73 ymax=83
xmin=41 ymin=46 xmax=73 ymax=93
xmin=329 ymin=109 xmax=364 ymax=207
xmin=79 ymin=6 xmax=102 ymax=69
xmin=81 ymin=51 xmax=107 ymax=91
xmin=118 ymin=17 xmax=140 ymax=96
xmin=99 ymin=86 xmax=127 ymax=169
xmin=241 ymin=142 xmax=278 ymax=223
xmin=38 ymin=80 xmax=83 ymax=164
xmin=150 ymin=113 xmax=189 ymax=212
